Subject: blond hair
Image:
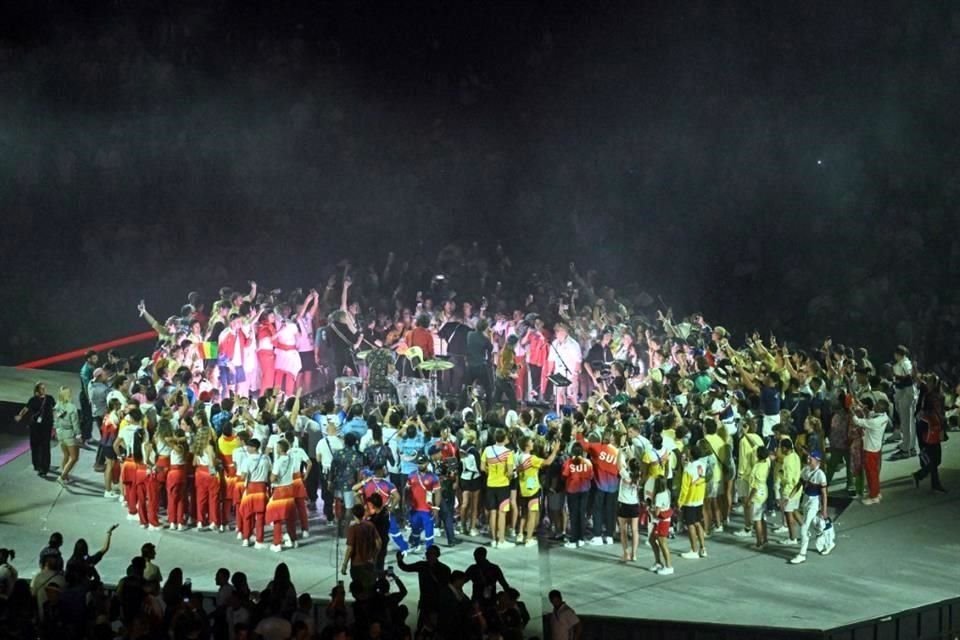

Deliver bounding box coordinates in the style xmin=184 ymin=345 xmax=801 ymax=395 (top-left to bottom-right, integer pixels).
xmin=57 ymin=386 xmax=72 ymax=403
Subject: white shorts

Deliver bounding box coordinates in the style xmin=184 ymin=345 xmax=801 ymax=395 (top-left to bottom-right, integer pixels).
xmin=750 ymin=496 xmax=767 ymax=521
xmin=782 ymin=494 xmax=800 ymax=513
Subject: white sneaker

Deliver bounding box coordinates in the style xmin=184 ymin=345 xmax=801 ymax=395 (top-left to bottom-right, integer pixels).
xmin=140 ymin=524 xmax=147 ymax=529
xmin=524 ymin=539 xmax=537 ymax=547
xmin=821 ymin=542 xmax=836 ymax=556
xmin=656 ymin=566 xmax=675 ymax=575
xmin=283 ymin=533 xmax=293 ymax=544
xmin=588 ymin=536 xmax=603 ymax=546
xmin=603 ymin=537 xmax=613 ymax=545
xmin=699 ymin=549 xmax=708 ymax=558
xmin=248 ymin=536 xmax=256 ymax=544
xmin=576 ymin=540 xmax=584 ymax=548
xmin=126 ymin=513 xmax=139 ymax=521
xmin=648 ymin=563 xmax=663 ymax=573
xmin=270 ymin=544 xmax=282 ymax=553
xmin=177 ymin=524 xmax=185 ymax=531
xmin=241 ymin=539 xmax=250 ymax=548
xmin=516 ymin=536 xmax=524 ymax=545
xmin=773 ymin=526 xmax=789 ymax=535
xmin=680 ymin=551 xmax=700 ymax=559
xmin=563 ymin=541 xmax=578 ymax=549
xmin=104 ymin=491 xmax=113 ymax=499
xmin=301 ymin=531 xmax=310 ymax=540
xmin=236 ymin=531 xmax=243 ymax=540
xmin=218 ymin=525 xmax=226 ymax=533
xmin=254 ymin=542 xmax=267 ymax=550
xmin=469 ymin=528 xmax=479 ymax=537
xmin=779 ymin=538 xmax=799 ymax=546
xmin=283 ymin=538 xmax=298 ymax=549
xmin=789 ymin=554 xmax=806 ymax=564
xmin=148 ymin=525 xmax=164 ymax=531
xmin=732 ymin=529 xmax=753 ymax=538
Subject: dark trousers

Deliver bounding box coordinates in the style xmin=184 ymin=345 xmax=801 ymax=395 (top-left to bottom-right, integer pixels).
xmin=306 ymin=457 xmax=320 ymax=504
xmin=465 ymin=364 xmax=493 ymax=403
xmin=390 ymin=472 xmax=408 ymax=525
xmin=439 ymin=494 xmax=457 ymax=543
xmin=567 ymin=492 xmax=588 ymax=542
xmin=318 ymin=469 xmax=334 ymax=521
xmin=493 ymin=376 xmax=517 ymax=410
xmin=92 ymin=416 xmax=106 ymax=467
xmin=30 ymin=423 xmax=52 ymax=473
xmin=591 ymin=489 xmax=617 ymax=537
xmin=914 ymin=441 xmax=943 ymax=489
xmin=79 ymin=393 xmax=93 ymax=441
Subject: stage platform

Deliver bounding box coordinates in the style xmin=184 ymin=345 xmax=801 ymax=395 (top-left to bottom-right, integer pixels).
xmin=0 ymin=423 xmax=956 ymax=637
xmin=0 ymin=366 xmax=80 ymax=404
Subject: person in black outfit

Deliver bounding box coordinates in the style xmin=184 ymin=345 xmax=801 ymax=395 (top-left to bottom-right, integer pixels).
xmin=16 ymin=382 xmax=56 ymax=476
xmin=438 ymin=320 xmax=469 ymax=394
xmin=326 ymin=310 xmax=361 ymax=377
xmin=368 ymin=493 xmax=391 ymax=572
xmin=438 ymin=571 xmax=482 ymax=640
xmin=464 ymin=320 xmax=493 ymax=404
xmin=913 ymin=373 xmax=948 ymax=493
xmin=395 ymin=546 xmax=451 ymax=628
xmin=464 ymin=547 xmax=510 ymax=611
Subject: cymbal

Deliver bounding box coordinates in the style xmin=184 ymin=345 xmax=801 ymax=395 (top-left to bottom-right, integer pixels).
xmin=418 ymin=359 xmax=454 ymax=371
xmin=335 ymin=376 xmax=363 ymax=385
xmin=356 ymin=350 xmax=372 ymax=360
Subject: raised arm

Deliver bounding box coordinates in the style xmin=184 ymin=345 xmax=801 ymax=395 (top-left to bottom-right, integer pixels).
xmin=340 ymin=276 xmax=352 ymax=313
xmin=137 ymin=300 xmax=169 ymax=339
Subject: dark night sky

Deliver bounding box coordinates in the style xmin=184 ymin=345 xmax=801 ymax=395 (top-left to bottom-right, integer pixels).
xmin=2 ymin=1 xmax=960 ymax=367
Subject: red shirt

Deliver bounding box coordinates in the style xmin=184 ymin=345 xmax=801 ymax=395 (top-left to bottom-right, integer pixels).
xmin=576 ymin=435 xmax=620 ymax=492
xmin=561 ymin=457 xmax=594 ymax=494
xmin=406 ymin=471 xmax=439 ymax=512
xmin=406 ymin=327 xmax=435 ymax=360
xmin=526 ymin=330 xmax=549 ymax=368
xmin=437 ymin=440 xmax=458 ymax=459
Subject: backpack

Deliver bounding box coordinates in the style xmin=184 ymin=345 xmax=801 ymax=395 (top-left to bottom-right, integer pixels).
xmin=364 ymin=443 xmax=394 ymax=471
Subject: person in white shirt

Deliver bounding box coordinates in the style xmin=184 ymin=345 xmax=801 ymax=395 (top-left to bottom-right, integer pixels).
xmin=274 ymin=316 xmax=302 ymax=396
xmin=888 ymin=346 xmax=918 ymax=460
xmin=547 ymin=324 xmax=582 ymax=408
xmin=284 ymin=431 xmax=313 ymax=539
xmin=114 ymin=408 xmax=145 ymax=520
xmin=548 ymin=590 xmax=582 ymax=640
xmin=238 ymin=439 xmax=271 ymax=548
xmin=266 ymin=439 xmax=299 ymax=552
xmin=789 ymin=451 xmax=833 ymax=564
xmin=853 ymin=397 xmax=891 ymax=504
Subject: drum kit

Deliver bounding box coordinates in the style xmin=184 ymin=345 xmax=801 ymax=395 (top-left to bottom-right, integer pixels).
xmin=346 ymin=351 xmax=454 ymax=413
xmin=334 ymin=376 xmax=364 ymax=406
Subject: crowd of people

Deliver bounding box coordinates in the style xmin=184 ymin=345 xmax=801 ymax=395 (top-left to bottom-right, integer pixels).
xmin=0 ymin=529 xmax=553 ymax=640
xmin=8 ymin=251 xmax=955 ymax=637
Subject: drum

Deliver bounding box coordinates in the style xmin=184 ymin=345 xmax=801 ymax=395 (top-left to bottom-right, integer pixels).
xmin=395 ymin=379 xmax=432 ymax=413
xmin=335 ymin=376 xmax=365 ymax=407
